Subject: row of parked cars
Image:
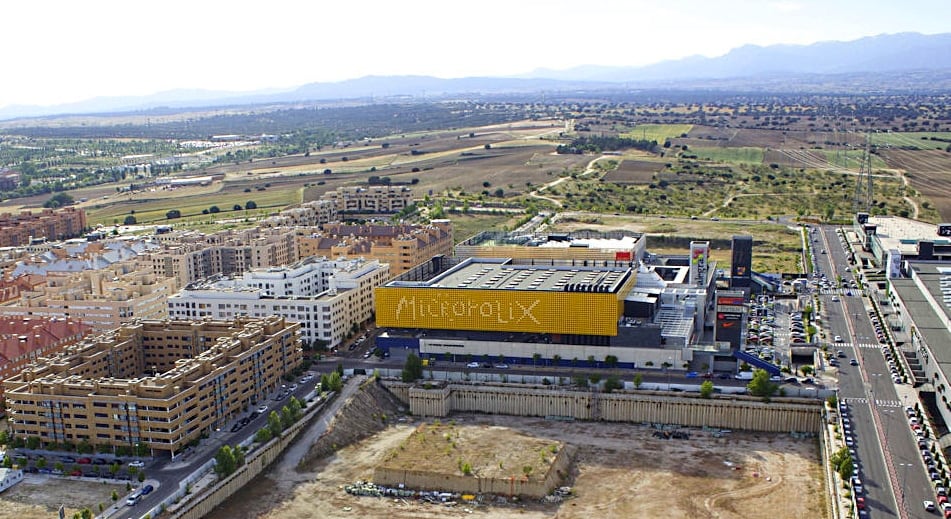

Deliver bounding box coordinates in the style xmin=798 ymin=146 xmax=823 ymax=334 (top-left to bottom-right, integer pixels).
xmin=837 ymin=401 xmax=869 ymax=515
xmin=911 ymin=405 xmax=951 ymax=517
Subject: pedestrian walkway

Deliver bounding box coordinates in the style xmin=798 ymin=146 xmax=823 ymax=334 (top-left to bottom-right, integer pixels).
xmin=819 ymin=288 xmax=868 ymax=296
xmin=839 ymin=342 xmax=885 ymax=350
xmin=841 ymin=397 xmax=903 ymax=408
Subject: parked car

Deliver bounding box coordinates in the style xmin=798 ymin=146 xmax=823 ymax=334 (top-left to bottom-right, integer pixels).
xmin=141 ymin=484 xmax=154 ymax=495
xmin=466 ymin=362 xmax=480 ymax=368
xmin=256 ymin=404 xmax=269 ymax=415
xmin=128 ymin=460 xmax=145 ymax=468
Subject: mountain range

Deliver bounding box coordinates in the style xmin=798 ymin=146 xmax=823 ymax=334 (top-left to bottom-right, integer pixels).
xmin=3 ymin=32 xmax=950 ymax=121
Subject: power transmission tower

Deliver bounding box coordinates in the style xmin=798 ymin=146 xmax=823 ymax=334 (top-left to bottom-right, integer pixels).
xmin=853 ymin=134 xmax=873 ymax=213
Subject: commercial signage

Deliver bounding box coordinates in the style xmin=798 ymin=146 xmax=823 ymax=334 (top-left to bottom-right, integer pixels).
xmin=376 ymin=287 xmax=619 ymax=336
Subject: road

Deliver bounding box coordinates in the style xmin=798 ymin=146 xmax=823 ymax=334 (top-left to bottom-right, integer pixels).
xmin=817 ymin=225 xmax=932 ymax=518
xmin=120 ymin=378 xmax=326 ymax=517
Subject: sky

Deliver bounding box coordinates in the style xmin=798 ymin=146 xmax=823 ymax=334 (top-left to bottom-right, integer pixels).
xmin=2 ymin=0 xmax=949 ymax=109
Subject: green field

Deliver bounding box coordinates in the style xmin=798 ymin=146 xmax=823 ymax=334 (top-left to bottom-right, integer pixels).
xmin=622 ymin=124 xmax=694 ymax=143
xmin=691 ymin=146 xmax=765 ymax=164
xmin=87 ymin=184 xmax=302 ymax=226
xmin=817 ymin=149 xmax=888 ymax=169
xmin=868 ymin=131 xmax=951 ymax=150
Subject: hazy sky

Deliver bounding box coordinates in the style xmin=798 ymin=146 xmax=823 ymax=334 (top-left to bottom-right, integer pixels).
xmin=2 ymin=0 xmax=949 ymax=108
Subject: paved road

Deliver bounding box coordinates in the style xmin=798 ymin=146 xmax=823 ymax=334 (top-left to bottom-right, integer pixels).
xmin=819 ymin=225 xmax=933 ymax=519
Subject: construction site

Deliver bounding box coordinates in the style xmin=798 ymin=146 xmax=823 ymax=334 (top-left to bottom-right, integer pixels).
xmin=203 ymin=381 xmax=827 ymax=519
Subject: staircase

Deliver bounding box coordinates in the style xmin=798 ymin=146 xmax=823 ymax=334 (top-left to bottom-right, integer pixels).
xmin=733 ymin=349 xmax=782 ymax=376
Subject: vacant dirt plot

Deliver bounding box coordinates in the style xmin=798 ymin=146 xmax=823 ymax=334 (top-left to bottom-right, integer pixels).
xmin=218 ymin=415 xmax=824 ymax=519
xmin=602 ymin=159 xmax=662 ymax=184
xmin=882 ymin=148 xmax=951 ymax=221
xmin=0 ymin=475 xmax=126 ymax=519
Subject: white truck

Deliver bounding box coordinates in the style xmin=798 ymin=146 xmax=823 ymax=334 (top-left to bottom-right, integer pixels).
xmin=734 ymin=371 xmax=754 ymax=380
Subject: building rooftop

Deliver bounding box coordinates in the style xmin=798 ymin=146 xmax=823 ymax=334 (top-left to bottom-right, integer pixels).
xmin=893 ymin=264 xmax=951 ymax=367
xmin=393 ymin=258 xmax=632 ymax=293
xmin=870 ymin=216 xmax=947 ymax=254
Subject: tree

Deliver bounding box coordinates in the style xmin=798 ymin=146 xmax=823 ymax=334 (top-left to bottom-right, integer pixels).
xmin=80 ymin=508 xmax=93 ymax=519
xmin=552 ymin=354 xmax=562 ymax=367
xmin=123 ymin=215 xmax=137 ymax=225
xmin=838 ymin=455 xmax=854 ymax=483
xmin=268 ymin=411 xmax=283 ymax=437
xmin=402 ymin=353 xmax=423 ymax=382
xmin=633 ymin=373 xmax=644 ymax=389
xmin=245 ymin=201 xmax=257 ymax=210
xmin=281 ymin=405 xmax=294 ymax=429
xmin=604 ymin=375 xmax=622 ymax=393
xmin=327 ymin=371 xmax=343 ymax=392
xmin=209 ymin=206 xmax=220 ymax=213
xmin=700 ymin=380 xmax=715 ymax=399
xmin=605 ymin=355 xmax=618 ymax=369
xmin=165 ymin=209 xmax=181 ymax=219
xmin=43 ymin=192 xmax=74 ymax=208
xmin=800 ymin=365 xmax=814 ymax=377
xmin=746 ymin=369 xmax=779 ymax=401
xmin=254 ymin=427 xmax=272 ymax=443
xmin=111 ymin=490 xmax=119 ymax=502
xmin=214 ymin=445 xmax=237 ymax=477
xmin=233 ymin=204 xmax=243 ymax=211
xmin=36 ymin=457 xmax=47 ymax=470
xmin=288 ymin=397 xmax=303 ymax=422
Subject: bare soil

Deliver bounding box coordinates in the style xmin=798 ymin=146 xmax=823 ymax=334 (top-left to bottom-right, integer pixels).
xmin=211 ymin=414 xmax=825 ymax=519
xmin=0 ymin=475 xmax=126 ymax=519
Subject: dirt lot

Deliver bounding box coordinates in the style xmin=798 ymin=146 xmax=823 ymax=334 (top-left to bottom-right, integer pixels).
xmin=209 ymin=415 xmax=825 ymax=519
xmin=0 ymin=475 xmax=127 ymax=519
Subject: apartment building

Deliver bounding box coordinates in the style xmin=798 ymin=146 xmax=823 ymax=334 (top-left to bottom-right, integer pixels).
xmin=146 ymin=227 xmax=298 ymax=285
xmin=0 ymin=207 xmax=87 ymax=247
xmin=3 ymin=316 xmax=301 ymax=457
xmin=321 ymin=185 xmax=414 ymax=213
xmin=0 ymin=260 xmax=179 ymax=329
xmin=168 ymin=257 xmax=389 ymax=347
xmin=0 ymin=316 xmax=91 ymax=404
xmin=296 ymin=220 xmax=453 ymax=277
xmin=260 ymin=200 xmax=338 ymax=228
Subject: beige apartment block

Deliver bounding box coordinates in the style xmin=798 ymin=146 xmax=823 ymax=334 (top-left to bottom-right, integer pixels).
xmin=146 ymin=227 xmax=298 ymax=285
xmin=321 ymin=185 xmax=414 ymax=213
xmin=296 ymin=220 xmax=453 ymax=277
xmin=260 ymin=199 xmax=338 ymax=228
xmin=0 ymin=260 xmax=179 ymax=329
xmin=3 ymin=316 xmax=302 ymax=457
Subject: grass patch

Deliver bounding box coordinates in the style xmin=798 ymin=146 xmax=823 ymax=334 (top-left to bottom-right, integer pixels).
xmin=691 ymin=146 xmax=765 ymax=164
xmin=621 ymin=124 xmax=694 ymax=143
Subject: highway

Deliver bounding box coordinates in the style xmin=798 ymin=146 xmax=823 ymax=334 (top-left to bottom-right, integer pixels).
xmin=818 ymin=225 xmax=933 ymax=519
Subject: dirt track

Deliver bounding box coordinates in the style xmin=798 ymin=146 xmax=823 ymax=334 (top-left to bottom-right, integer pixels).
xmin=207 ymin=414 xmax=826 ymax=519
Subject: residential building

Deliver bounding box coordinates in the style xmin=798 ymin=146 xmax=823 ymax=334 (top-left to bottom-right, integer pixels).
xmin=0 ymin=316 xmax=91 ymax=405
xmin=3 ymin=316 xmax=301 ymax=457
xmin=168 ymin=257 xmax=389 ymax=348
xmin=0 ymin=208 xmax=87 ymax=247
xmin=260 ymin=200 xmax=338 ymax=228
xmin=0 ymin=260 xmax=179 ymax=329
xmin=146 ymin=227 xmax=298 ymax=285
xmin=321 ymin=185 xmax=414 ymax=213
xmin=296 ymin=220 xmax=453 ymax=277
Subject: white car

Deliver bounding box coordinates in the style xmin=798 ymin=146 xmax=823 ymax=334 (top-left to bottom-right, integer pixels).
xmin=128 ymin=460 xmax=145 ymax=468
xmin=466 ymin=362 xmax=480 ymax=368
xmin=924 ymin=500 xmax=935 ymax=512
xmin=834 ymin=335 xmax=843 ymax=342
xmin=257 ymin=404 xmax=269 ymax=414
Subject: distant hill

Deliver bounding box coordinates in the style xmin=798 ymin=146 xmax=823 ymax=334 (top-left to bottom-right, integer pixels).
xmin=528 ymin=32 xmax=951 ymax=82
xmin=2 ymin=32 xmax=950 ymax=121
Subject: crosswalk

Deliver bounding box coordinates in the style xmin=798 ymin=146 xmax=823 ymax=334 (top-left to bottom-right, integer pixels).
xmin=842 ymin=397 xmax=903 ymax=408
xmin=819 ymin=288 xmax=869 ymax=296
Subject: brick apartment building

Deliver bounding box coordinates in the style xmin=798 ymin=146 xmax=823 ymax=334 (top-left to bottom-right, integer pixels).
xmin=3 ymin=316 xmax=301 ymax=457
xmin=296 ymin=220 xmax=453 ymax=277
xmin=0 ymin=207 xmax=87 ymax=246
xmin=0 ymin=316 xmax=91 ymax=404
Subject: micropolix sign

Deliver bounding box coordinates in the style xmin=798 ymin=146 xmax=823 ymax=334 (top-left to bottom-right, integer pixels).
xmin=375 ymin=287 xmax=620 ymax=335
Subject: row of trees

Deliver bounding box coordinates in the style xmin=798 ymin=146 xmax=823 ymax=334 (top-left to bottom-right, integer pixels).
xmin=556 ymin=136 xmax=658 ymax=154
xmin=253 ymin=396 xmax=305 ymax=444
xmin=166 ymin=201 xmax=257 ymax=220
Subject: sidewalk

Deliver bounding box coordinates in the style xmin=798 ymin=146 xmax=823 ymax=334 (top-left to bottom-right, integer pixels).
xmin=100 ymin=478 xmax=159 ymax=519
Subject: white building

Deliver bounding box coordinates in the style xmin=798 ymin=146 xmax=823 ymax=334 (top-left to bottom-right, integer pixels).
xmin=168 ymin=257 xmax=389 ymax=348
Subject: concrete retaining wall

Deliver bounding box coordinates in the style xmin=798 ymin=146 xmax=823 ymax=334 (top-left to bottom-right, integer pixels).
xmin=374 ymin=445 xmax=572 ymax=498
xmin=384 ymin=382 xmax=822 ymax=433
xmin=167 ymin=392 xmax=336 ymax=519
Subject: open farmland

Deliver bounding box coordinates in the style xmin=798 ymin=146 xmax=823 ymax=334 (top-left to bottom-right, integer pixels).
xmin=881 ymin=148 xmax=951 ymax=220
xmin=621 ymin=124 xmax=693 ymax=143
xmin=601 ymin=159 xmax=664 ymax=184
xmin=209 ymin=415 xmax=825 ymax=519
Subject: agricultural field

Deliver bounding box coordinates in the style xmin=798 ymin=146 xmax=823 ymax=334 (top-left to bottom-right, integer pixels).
xmin=621 ymin=124 xmax=693 ymax=143
xmin=599 ymin=159 xmax=663 ymax=184
xmin=214 ymin=415 xmax=825 ymax=519
xmin=881 ymin=148 xmax=951 ymax=220
xmin=691 ymin=146 xmax=765 ymax=165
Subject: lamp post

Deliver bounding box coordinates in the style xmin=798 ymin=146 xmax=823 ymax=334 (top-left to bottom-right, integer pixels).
xmin=667 ymin=356 xmax=672 ymax=389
